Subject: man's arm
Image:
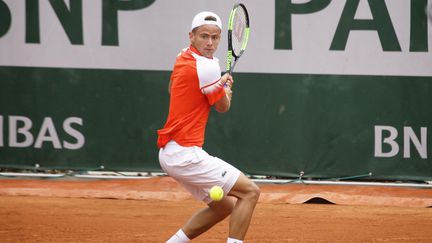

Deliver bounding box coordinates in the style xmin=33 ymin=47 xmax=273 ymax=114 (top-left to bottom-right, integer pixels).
xmin=214 ymin=74 xmax=233 ymax=113
xmin=214 ymin=87 xmax=232 ymax=113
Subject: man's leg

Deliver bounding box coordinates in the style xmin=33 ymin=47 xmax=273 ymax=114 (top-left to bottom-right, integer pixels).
xmin=181 ymin=196 xmax=236 ymax=239
xmin=227 ymin=173 xmax=261 ymax=240
xmin=167 ymin=173 xmax=259 ymax=242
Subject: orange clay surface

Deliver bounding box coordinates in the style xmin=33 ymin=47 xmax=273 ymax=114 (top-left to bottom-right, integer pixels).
xmin=0 ymin=177 xmax=432 ymax=242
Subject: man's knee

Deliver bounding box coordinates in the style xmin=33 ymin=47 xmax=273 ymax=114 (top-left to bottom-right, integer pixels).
xmin=210 ymin=197 xmax=235 ymax=218
xmin=230 ymin=174 xmax=261 ymax=203
xmin=220 ymin=199 xmax=235 ymax=216
xmin=243 ymin=182 xmax=260 ymax=204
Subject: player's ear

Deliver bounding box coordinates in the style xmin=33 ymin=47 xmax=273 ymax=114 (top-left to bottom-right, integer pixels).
xmin=189 ymin=32 xmax=194 ymax=42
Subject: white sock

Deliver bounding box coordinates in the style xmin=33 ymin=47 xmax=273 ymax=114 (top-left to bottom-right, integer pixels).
xmin=227 ymin=237 xmax=243 ymax=243
xmin=166 ymin=229 xmax=190 ymax=243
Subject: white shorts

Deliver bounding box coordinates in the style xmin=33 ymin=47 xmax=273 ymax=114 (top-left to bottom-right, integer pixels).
xmin=159 ymin=140 xmax=241 ymax=204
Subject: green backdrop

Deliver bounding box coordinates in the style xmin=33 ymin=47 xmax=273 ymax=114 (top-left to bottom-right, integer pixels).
xmin=1 ymin=66 xmax=430 ymax=181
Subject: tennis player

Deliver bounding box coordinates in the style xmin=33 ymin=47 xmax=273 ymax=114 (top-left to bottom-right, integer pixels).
xmin=157 ymin=11 xmax=260 ymax=243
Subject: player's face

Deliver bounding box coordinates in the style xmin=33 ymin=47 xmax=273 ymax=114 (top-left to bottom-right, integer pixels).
xmin=190 ymin=25 xmax=221 ymax=59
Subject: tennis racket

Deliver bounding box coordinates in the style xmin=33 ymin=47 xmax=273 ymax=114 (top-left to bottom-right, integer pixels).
xmin=226 ymin=3 xmax=250 ymax=74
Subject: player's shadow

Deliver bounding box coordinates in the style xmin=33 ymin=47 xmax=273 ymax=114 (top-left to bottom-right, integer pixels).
xmin=303 ymin=197 xmax=335 ymax=205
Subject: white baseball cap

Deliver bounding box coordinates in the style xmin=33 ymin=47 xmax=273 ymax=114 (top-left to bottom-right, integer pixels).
xmin=191 ymin=11 xmax=222 ymax=31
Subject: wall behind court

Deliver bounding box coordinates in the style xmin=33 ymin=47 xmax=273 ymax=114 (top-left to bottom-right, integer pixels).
xmin=0 ymin=0 xmax=431 ymax=181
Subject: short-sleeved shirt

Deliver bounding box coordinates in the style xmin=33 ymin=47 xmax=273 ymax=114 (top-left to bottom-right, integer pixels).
xmin=157 ymin=45 xmax=226 ymax=148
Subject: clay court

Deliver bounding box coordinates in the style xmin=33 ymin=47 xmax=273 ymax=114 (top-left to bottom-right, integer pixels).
xmin=1 ymin=177 xmax=432 ymax=242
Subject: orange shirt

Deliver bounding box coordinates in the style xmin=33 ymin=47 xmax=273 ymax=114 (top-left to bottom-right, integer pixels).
xmin=157 ymin=46 xmax=226 ymax=148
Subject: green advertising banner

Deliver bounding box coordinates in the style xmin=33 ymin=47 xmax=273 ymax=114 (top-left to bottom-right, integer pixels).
xmin=0 ymin=67 xmax=169 ymax=171
xmin=0 ymin=0 xmax=431 ymax=181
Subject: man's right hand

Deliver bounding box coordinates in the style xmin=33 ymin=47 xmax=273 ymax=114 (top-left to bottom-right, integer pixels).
xmin=221 ymin=73 xmax=234 ymax=88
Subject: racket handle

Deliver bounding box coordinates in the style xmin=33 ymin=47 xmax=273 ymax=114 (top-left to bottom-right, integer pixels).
xmin=224 ymin=68 xmax=233 ymax=87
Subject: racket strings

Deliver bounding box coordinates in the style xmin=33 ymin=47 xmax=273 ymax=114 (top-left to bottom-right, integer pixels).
xmin=231 ymin=7 xmax=247 ymax=56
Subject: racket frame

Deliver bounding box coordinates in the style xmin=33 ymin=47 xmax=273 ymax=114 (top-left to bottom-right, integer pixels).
xmin=226 ymin=3 xmax=250 ymax=74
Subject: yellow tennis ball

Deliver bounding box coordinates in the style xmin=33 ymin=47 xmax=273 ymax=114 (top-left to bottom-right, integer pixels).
xmin=209 ymin=186 xmax=224 ymax=201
